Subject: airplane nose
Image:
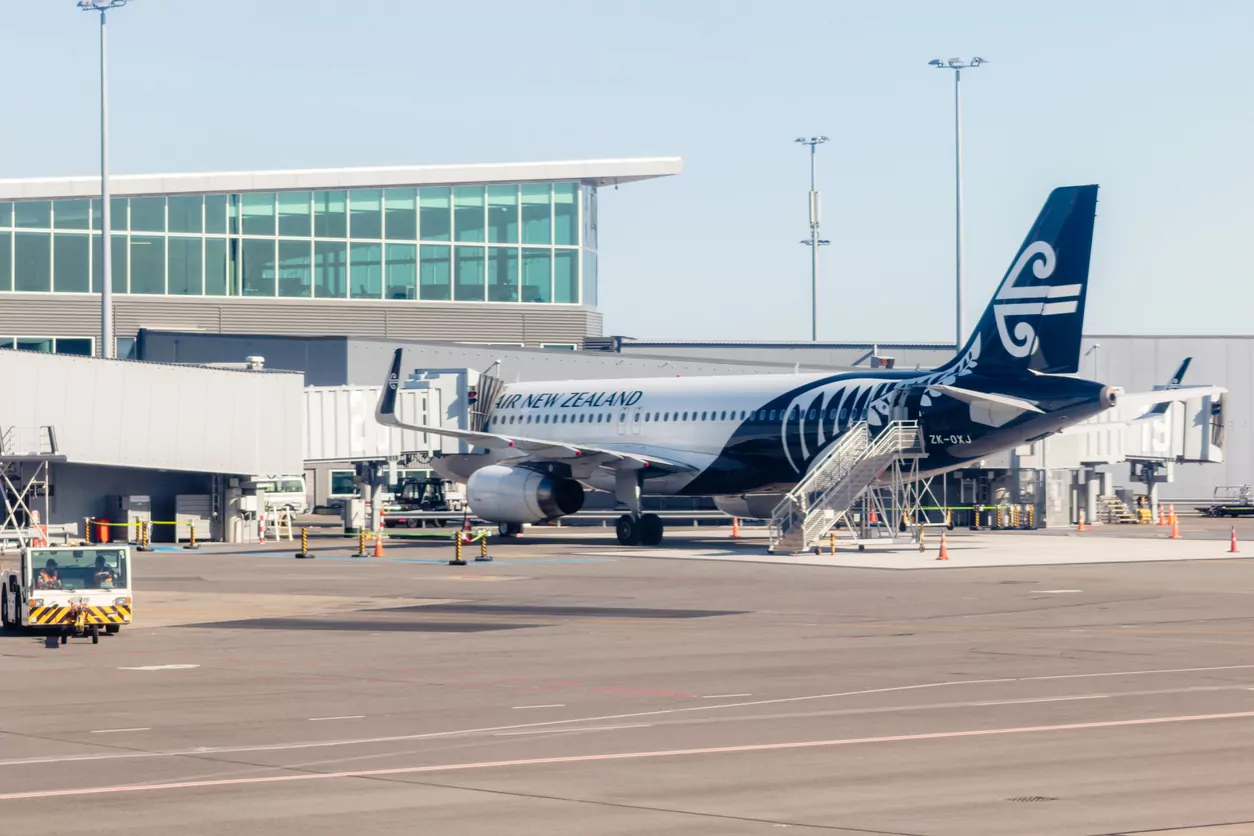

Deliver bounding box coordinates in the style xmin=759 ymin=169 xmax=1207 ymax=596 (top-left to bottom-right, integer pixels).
xmin=1100 ymin=386 xmax=1119 ymax=408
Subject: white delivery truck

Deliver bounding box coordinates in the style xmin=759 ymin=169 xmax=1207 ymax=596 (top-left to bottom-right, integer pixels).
xmin=1 ymin=545 xmax=133 ymax=644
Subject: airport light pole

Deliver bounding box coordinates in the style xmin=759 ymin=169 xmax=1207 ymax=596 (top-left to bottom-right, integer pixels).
xmin=79 ymin=0 xmax=128 ymax=360
xmin=795 ymin=136 xmax=829 ymax=341
xmin=928 ymin=56 xmax=987 ymax=351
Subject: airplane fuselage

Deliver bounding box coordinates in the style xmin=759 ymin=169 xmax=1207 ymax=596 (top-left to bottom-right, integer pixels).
xmin=480 ymin=356 xmax=1114 ymax=497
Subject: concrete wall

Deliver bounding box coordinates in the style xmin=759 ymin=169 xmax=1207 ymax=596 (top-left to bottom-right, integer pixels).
xmin=345 ymin=339 xmax=808 ymax=385
xmin=612 ymin=340 xmax=956 ymax=371
xmin=138 ymin=332 xmax=350 ymax=385
xmin=0 ymin=351 xmax=305 ymax=476
xmin=0 ymin=295 xmax=601 ymax=349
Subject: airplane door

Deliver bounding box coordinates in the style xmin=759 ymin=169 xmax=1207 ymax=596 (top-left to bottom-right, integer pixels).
xmin=617 ymin=410 xmax=628 ymax=435
xmin=631 ymin=409 xmax=643 ymax=435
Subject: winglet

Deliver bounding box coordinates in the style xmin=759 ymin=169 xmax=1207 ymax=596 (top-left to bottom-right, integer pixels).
xmin=375 ymin=348 xmax=404 ymax=427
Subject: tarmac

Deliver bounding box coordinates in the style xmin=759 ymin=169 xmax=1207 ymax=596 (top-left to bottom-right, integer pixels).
xmin=5 ymin=520 xmax=1254 ymax=835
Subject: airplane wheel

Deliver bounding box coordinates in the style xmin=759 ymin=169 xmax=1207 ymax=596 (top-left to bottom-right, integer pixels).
xmin=498 ymin=522 xmax=522 ymax=538
xmin=639 ymin=514 xmax=663 ymax=547
xmin=616 ymin=515 xmax=642 ymax=546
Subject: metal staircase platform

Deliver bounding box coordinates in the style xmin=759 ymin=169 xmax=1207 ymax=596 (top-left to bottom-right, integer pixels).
xmin=768 ymin=420 xmax=924 ymax=554
xmin=1098 ymin=494 xmax=1139 ymax=524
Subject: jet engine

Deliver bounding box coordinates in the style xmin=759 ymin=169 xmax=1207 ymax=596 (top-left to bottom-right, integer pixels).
xmin=713 ymin=494 xmax=785 ymax=520
xmin=466 ymin=465 xmax=585 ymax=523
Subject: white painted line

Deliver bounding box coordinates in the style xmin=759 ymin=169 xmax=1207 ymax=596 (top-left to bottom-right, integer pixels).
xmin=702 ymin=694 xmax=752 ymax=699
xmin=512 ymin=704 xmax=566 ymax=710
xmin=6 ymin=663 xmax=1253 ymax=769
xmin=117 ymin=664 xmax=200 ymax=671
xmin=9 ymin=711 xmax=1254 ymax=801
xmin=1034 ymin=589 xmax=1084 ymax=594
xmin=494 ymin=724 xmax=650 ymax=737
xmin=973 ymin=695 xmax=1110 ymax=706
xmin=89 ymin=728 xmax=149 ymax=734
xmin=308 ymin=716 xmax=364 ymax=722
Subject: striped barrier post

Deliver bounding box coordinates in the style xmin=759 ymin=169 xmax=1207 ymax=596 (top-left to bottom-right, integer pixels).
xmin=295 ymin=527 xmax=313 ymax=559
xmin=183 ymin=521 xmax=199 ymax=550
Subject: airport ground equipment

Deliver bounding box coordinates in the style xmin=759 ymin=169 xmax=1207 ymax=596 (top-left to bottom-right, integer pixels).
xmin=1196 ymin=486 xmax=1254 ymax=518
xmin=1 ymin=545 xmax=132 ymax=644
xmin=0 ymin=426 xmax=64 ymax=553
xmin=1097 ymin=494 xmax=1139 ymax=524
xmin=768 ymin=421 xmax=924 ymax=554
xmin=382 ymin=477 xmax=465 ymax=528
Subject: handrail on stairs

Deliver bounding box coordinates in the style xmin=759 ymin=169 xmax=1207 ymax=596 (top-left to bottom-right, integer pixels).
xmin=769 ymin=420 xmax=923 ymax=553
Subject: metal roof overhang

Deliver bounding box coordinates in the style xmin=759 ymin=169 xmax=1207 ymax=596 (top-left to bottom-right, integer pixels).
xmin=0 ymin=157 xmax=683 ymax=201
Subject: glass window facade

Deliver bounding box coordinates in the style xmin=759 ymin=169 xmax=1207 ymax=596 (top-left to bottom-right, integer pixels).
xmin=386 ymin=243 xmax=416 ymax=299
xmin=278 ymin=240 xmax=311 ymax=298
xmin=53 ymin=235 xmax=90 ymax=293
xmin=0 ymin=180 xmax=594 ymax=304
xmin=419 ymin=188 xmax=451 ymax=242
xmin=168 ymin=237 xmax=202 ymax=296
xmin=384 ymin=189 xmax=416 ymax=240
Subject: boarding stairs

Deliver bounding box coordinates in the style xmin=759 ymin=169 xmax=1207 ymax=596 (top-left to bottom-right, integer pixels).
xmin=768 ymin=420 xmax=924 ymax=554
xmin=1097 ymin=494 xmax=1139 ymax=524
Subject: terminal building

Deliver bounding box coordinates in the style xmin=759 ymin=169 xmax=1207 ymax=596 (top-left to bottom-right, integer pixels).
xmin=0 ymin=157 xmax=681 ymax=356
xmin=0 ymin=153 xmax=1247 ymax=541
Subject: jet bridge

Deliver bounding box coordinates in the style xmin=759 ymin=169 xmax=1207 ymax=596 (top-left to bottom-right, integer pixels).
xmin=1010 ymin=384 xmax=1226 ymax=526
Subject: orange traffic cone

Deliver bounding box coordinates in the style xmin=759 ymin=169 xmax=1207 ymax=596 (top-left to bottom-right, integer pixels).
xmin=1169 ymin=513 xmax=1180 ymax=540
xmin=869 ymin=508 xmax=878 ymax=526
xmin=936 ymin=532 xmax=950 ymax=561
xmin=731 ymin=517 xmax=740 ymax=539
xmin=1157 ymin=506 xmax=1165 ymax=526
xmin=1077 ymin=509 xmax=1087 ymax=532
xmin=1229 ymin=526 xmax=1239 ymax=554
xmin=373 ymin=531 xmax=385 ymax=557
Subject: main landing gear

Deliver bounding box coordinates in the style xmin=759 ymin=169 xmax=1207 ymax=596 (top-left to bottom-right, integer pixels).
xmin=616 ymin=513 xmax=663 ymax=547
xmin=614 ymin=470 xmax=663 ymax=546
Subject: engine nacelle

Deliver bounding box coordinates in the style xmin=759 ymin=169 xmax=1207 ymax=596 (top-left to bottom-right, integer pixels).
xmin=466 ymin=465 xmax=585 ymax=523
xmin=712 ymin=494 xmax=784 ymax=520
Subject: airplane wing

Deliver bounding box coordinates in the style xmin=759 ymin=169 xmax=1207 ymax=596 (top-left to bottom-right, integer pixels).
xmin=929 ymin=384 xmax=1044 ymax=414
xmin=375 ymin=349 xmax=698 ymax=474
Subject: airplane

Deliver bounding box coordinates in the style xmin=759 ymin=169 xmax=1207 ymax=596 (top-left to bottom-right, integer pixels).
xmin=378 ymin=184 xmax=1121 ymax=546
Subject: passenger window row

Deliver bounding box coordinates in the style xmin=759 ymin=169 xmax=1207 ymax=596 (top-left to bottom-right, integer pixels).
xmin=489 ymin=405 xmax=851 ymax=430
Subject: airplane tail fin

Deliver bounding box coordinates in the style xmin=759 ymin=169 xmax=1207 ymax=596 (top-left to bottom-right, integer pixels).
xmin=951 ymin=185 xmax=1099 ymax=377
xmin=376 ymin=348 xmax=404 ymax=427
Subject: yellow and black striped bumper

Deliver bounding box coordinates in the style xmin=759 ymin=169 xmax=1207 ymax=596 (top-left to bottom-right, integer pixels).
xmin=28 ymin=605 xmax=132 ymax=626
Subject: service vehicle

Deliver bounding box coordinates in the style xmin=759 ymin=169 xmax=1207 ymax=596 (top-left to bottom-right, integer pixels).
xmin=1196 ymin=485 xmax=1254 ymax=518
xmin=249 ymin=474 xmax=309 ymax=515
xmin=1 ymin=545 xmax=132 ymax=644
xmin=383 ymin=477 xmax=466 ymax=528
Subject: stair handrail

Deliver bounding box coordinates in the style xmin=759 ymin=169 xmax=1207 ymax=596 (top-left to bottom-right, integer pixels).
xmin=796 ymin=421 xmax=924 ymax=546
xmin=768 ymin=423 xmax=871 ymax=542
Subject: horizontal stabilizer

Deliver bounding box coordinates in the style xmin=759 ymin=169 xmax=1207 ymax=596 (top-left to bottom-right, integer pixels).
xmin=930 ymin=384 xmax=1044 ymax=414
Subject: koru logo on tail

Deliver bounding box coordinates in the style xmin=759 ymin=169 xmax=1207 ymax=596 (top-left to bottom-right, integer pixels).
xmin=993 ymin=241 xmax=1080 ymax=358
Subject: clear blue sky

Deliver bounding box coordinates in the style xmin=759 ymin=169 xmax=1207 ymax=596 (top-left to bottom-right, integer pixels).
xmin=2 ymin=1 xmax=1250 ymax=343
